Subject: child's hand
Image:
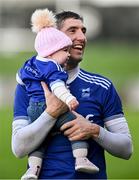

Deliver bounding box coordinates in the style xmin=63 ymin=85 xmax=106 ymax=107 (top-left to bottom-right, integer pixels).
xmin=68 ymin=98 xmax=79 ymax=111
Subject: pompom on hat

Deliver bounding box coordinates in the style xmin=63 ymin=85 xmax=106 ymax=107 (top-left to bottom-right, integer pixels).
xmin=31 ymin=8 xmax=72 ymax=57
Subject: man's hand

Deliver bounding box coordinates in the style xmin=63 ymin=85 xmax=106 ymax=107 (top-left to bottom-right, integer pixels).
xmin=60 ymin=111 xmax=100 ymax=141
xmin=41 ymin=82 xmax=68 ymax=119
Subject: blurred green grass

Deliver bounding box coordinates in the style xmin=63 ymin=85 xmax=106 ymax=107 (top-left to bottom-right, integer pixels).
xmin=0 ymin=41 xmax=139 ymax=179
xmin=0 ymin=107 xmax=27 ymax=179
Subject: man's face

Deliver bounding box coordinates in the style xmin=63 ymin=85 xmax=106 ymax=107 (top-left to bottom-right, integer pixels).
xmin=59 ymin=18 xmax=87 ymax=69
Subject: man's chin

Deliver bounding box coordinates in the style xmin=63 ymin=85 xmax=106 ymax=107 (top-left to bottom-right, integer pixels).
xmin=70 ymin=55 xmax=82 ymax=63
xmin=64 ymin=57 xmax=82 ymax=70
xmin=71 ymin=48 xmax=84 ymax=61
xmin=73 ymin=56 xmax=83 ymax=63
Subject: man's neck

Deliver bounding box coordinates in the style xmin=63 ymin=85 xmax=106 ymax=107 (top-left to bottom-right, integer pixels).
xmin=66 ymin=64 xmax=78 ymax=71
xmin=67 ymin=66 xmax=79 ymax=84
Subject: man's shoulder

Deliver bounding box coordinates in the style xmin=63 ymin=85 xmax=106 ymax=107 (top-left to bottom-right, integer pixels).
xmin=80 ymin=69 xmax=110 ymax=80
xmin=79 ymin=69 xmax=112 ymax=89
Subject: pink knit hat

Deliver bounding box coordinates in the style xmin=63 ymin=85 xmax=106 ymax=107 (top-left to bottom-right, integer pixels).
xmin=31 ymin=8 xmax=72 ymax=57
xmin=35 ymin=27 xmax=72 ymax=57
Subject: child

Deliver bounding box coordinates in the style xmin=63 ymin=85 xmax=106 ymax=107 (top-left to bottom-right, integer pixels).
xmin=17 ymin=8 xmax=99 ymax=180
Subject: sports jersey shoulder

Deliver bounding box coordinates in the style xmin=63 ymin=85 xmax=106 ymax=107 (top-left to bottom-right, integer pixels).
xmin=35 ymin=58 xmax=64 ymax=75
xmin=18 ymin=55 xmax=41 ymax=81
xmin=69 ymin=68 xmax=123 ymax=122
xmin=19 ymin=56 xmax=68 ymax=85
xmin=78 ymin=69 xmax=111 ymax=90
xmin=36 ymin=59 xmax=68 ymax=84
xmin=13 ymin=83 xmax=29 ymax=121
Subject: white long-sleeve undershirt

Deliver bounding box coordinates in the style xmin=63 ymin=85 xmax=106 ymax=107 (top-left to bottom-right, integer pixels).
xmin=94 ymin=117 xmax=133 ymax=159
xmin=12 ymin=112 xmax=133 ymax=160
xmin=12 ymin=111 xmax=56 ymax=158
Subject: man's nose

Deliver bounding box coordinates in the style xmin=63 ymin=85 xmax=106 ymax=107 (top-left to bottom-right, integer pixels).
xmin=77 ymin=30 xmax=87 ymax=42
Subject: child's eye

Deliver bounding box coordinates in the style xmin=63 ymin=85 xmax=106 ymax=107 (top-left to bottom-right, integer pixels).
xmin=63 ymin=48 xmax=68 ymax=52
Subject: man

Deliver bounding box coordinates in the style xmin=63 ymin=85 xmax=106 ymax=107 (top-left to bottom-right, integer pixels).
xmin=12 ymin=11 xmax=133 ymax=179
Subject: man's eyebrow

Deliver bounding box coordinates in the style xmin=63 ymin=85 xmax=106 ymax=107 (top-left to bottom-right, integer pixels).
xmin=67 ymin=26 xmax=87 ymax=32
xmin=67 ymin=26 xmax=77 ymax=30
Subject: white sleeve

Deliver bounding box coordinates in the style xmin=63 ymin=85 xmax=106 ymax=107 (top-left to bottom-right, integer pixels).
xmin=51 ymin=81 xmax=75 ymax=104
xmin=94 ymin=117 xmax=133 ymax=159
xmin=12 ymin=111 xmax=56 ymax=158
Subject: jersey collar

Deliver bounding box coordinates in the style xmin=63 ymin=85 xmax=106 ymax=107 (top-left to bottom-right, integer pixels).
xmin=67 ymin=66 xmax=80 ymax=84
xmin=36 ymin=55 xmax=53 ymax=62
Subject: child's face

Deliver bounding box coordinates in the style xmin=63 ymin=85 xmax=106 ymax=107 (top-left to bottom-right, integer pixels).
xmin=50 ymin=46 xmax=71 ymax=65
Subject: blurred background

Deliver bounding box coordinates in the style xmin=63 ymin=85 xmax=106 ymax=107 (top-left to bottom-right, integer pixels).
xmin=0 ymin=0 xmax=139 ymax=179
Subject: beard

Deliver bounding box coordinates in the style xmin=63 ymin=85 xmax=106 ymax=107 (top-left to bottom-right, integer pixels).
xmin=64 ymin=56 xmax=82 ymax=70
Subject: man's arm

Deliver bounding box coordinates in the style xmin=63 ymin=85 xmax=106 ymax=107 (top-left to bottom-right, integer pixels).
xmin=12 ymin=112 xmax=56 ymax=158
xmin=12 ymin=82 xmax=68 ymax=158
xmin=60 ymin=111 xmax=133 ymax=160
xmin=95 ymin=116 xmax=133 ymax=159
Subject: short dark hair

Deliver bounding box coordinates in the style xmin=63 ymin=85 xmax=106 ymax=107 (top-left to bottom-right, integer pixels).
xmin=55 ymin=11 xmax=83 ymax=29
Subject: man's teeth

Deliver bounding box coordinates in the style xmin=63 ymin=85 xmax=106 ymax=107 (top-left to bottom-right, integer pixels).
xmin=74 ymin=45 xmax=83 ymax=49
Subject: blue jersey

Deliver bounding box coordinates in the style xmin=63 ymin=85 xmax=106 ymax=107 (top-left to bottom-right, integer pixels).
xmin=13 ymin=68 xmax=123 ymax=179
xmin=18 ymin=56 xmax=68 ymax=102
